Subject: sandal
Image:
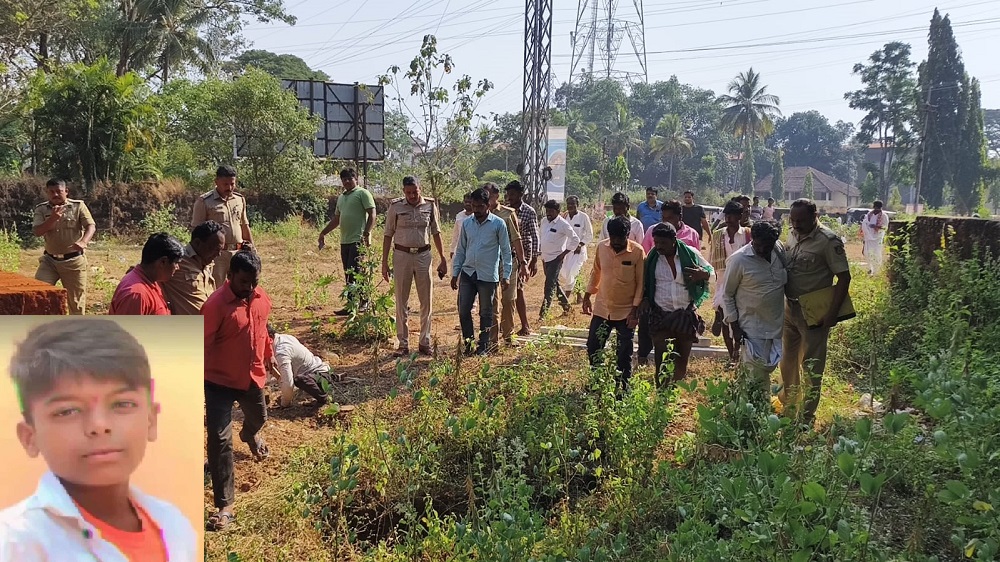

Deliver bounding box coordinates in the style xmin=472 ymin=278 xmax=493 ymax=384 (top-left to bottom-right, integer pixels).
xmin=248 ymin=436 xmax=270 ymax=461
xmin=206 ymin=510 xmax=236 ymax=531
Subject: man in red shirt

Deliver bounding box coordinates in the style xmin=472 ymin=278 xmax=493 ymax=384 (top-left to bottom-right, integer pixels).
xmin=108 ymin=232 xmax=183 ymax=315
xmin=202 ymin=249 xmax=275 ymax=531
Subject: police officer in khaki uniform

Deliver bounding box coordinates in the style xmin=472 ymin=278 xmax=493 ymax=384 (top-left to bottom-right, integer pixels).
xmin=779 ymin=198 xmax=852 ymax=426
xmin=32 ymin=179 xmax=96 ymax=315
xmin=381 ymin=176 xmax=448 ymax=357
xmin=191 ymin=165 xmax=254 ymax=287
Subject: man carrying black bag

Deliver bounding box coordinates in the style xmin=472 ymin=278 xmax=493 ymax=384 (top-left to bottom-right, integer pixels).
xmin=640 ymin=224 xmax=713 ymax=387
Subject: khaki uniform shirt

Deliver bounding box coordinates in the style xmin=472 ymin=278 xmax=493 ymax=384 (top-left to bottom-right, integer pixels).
xmin=384 ymin=197 xmax=442 ymax=248
xmin=492 ymin=205 xmax=522 ymax=249
xmin=32 ymin=199 xmax=95 ymax=255
xmin=162 ymin=244 xmax=216 ymax=315
xmin=191 ymin=190 xmax=248 ymax=247
xmin=785 ymin=224 xmax=849 ymax=299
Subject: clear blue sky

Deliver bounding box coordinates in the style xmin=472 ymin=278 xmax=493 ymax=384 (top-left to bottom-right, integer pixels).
xmin=242 ymin=0 xmax=1000 ymax=128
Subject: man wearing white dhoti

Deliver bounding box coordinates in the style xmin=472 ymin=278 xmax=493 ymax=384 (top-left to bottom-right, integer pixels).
xmin=559 ymin=196 xmax=594 ymax=298
xmin=723 ymin=221 xmax=787 ymax=409
xmin=861 ymin=200 xmax=888 ymax=275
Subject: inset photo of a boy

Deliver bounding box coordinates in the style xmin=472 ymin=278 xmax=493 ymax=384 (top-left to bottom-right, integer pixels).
xmin=0 ymin=316 xmax=203 ymax=561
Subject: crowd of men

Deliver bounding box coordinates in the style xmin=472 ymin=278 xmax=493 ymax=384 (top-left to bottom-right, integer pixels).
xmin=26 ymin=166 xmax=888 ymax=531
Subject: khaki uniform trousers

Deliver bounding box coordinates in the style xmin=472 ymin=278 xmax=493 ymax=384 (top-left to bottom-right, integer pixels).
xmin=393 ymin=249 xmax=433 ymax=349
xmin=778 ymin=300 xmax=831 ymax=423
xmin=36 ymin=253 xmax=88 ymax=315
xmin=491 ymin=262 xmax=519 ymax=346
xmin=212 ymin=249 xmax=234 ymax=288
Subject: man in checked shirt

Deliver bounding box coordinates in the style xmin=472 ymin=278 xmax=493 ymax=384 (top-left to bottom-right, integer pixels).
xmin=504 ymin=180 xmax=540 ymax=336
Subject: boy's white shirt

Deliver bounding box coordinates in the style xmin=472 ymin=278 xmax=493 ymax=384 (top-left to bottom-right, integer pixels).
xmin=0 ymin=471 xmax=197 ymax=562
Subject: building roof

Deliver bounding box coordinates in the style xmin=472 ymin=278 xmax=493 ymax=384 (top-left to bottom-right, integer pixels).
xmin=754 ymin=166 xmax=859 ymax=197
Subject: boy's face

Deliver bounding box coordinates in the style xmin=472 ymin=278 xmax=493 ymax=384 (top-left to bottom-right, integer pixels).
xmin=17 ymin=375 xmax=159 ymax=487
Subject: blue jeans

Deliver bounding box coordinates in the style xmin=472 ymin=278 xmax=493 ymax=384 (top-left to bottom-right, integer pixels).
xmin=458 ymin=271 xmax=497 ymax=352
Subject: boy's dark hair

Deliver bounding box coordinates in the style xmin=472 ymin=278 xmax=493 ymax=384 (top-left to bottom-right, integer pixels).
xmin=45 ymin=178 xmax=66 ymax=189
xmin=340 ymin=168 xmax=358 ymax=180
xmin=230 ymin=249 xmax=261 ymax=276
xmin=402 ymin=175 xmax=418 ymax=186
xmin=751 ymin=221 xmax=781 ymax=243
xmin=611 ymin=192 xmax=629 ymax=206
xmin=141 ymin=233 xmax=184 ymax=265
xmin=873 ymin=200 xmax=884 ymax=209
xmin=683 ymin=190 xmax=695 ymax=197
xmin=543 ymin=199 xmax=560 ymax=210
xmin=216 ymin=165 xmax=237 ymax=178
xmin=482 ymin=182 xmax=499 ymax=195
xmin=9 ymin=319 xmax=151 ymax=422
xmin=267 ymin=324 xmax=276 ymax=338
xmin=504 ymin=180 xmax=523 ymax=193
xmin=646 ymin=187 xmax=658 ymax=195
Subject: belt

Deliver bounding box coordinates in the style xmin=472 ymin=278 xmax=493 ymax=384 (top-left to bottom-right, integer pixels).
xmin=45 ymin=251 xmax=83 ymax=261
xmin=394 ymin=244 xmax=431 ymax=254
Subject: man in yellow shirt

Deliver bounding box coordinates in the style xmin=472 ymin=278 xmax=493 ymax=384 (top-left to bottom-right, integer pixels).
xmin=582 ymin=216 xmax=645 ymax=396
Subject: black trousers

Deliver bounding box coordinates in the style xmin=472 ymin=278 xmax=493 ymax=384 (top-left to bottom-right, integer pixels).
xmin=586 ymin=315 xmax=635 ymax=392
xmin=636 ymin=311 xmax=653 ymax=360
xmin=296 ymin=368 xmax=332 ymax=401
xmin=205 ymin=380 xmax=267 ymax=509
xmin=340 ymin=242 xmax=362 ymax=285
xmin=540 ymin=255 xmax=569 ymax=316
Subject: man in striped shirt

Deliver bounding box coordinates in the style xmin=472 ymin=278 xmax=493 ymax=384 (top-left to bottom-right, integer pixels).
xmin=504 ymin=181 xmax=540 ymax=336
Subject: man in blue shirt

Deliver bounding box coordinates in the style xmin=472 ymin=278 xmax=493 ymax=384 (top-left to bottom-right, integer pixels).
xmin=636 ymin=188 xmax=663 ymax=230
xmin=452 ymin=187 xmax=513 ymax=355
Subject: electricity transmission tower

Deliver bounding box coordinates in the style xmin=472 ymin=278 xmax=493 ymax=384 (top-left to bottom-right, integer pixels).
xmin=521 ymin=0 xmax=554 ymax=205
xmin=568 ymin=0 xmax=648 ymax=87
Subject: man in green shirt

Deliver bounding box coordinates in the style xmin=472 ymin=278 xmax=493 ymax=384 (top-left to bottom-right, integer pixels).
xmin=318 ymin=168 xmax=377 ymax=313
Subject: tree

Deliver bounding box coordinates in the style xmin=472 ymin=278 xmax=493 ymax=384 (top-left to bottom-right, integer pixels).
xmin=718 ymin=67 xmax=781 ymax=193
xmin=648 ymin=113 xmax=693 ymax=189
xmin=379 ymin=34 xmax=492 ymax=202
xmin=916 ymin=9 xmax=965 ymax=209
xmin=481 ymin=169 xmax=518 ymax=187
xmin=952 ymin=76 xmax=986 ymax=215
xmin=771 ymin=111 xmax=859 ymax=184
xmin=845 ymin=41 xmax=917 ymax=201
xmin=803 ymin=169 xmax=815 ymax=200
xmin=771 ymin=148 xmax=785 ymax=201
xmin=225 ymin=49 xmax=329 ymax=81
xmin=161 ymin=68 xmax=322 ymax=201
xmin=601 ymin=102 xmax=643 ymax=158
xmin=604 ymin=154 xmax=630 ymax=194
xmin=33 ymin=57 xmax=160 ymax=192
xmin=860 ymin=172 xmax=878 ymax=205
xmin=983 ymin=108 xmax=1000 ymax=159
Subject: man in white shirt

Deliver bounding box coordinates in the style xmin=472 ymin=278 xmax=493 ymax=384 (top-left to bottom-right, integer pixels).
xmin=559 ymin=195 xmax=594 ymax=297
xmin=538 ymin=199 xmax=581 ymax=318
xmin=641 ymin=223 xmax=713 ymax=385
xmin=449 ymin=193 xmax=473 ymax=258
xmin=861 ymin=200 xmax=888 ymax=275
xmin=599 ymin=191 xmax=644 ymax=244
xmin=723 ymin=222 xmax=788 ymax=406
xmin=268 ymin=326 xmax=335 ymax=407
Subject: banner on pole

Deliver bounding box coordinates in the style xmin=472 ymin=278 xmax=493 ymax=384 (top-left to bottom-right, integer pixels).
xmin=546 ymin=126 xmax=568 ymax=202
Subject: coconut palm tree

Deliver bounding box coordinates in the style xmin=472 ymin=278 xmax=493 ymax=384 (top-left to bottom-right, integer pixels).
xmin=718 ymin=67 xmax=781 ymax=191
xmin=648 ymin=113 xmax=694 ymax=189
xmin=601 ymin=102 xmax=643 ymax=158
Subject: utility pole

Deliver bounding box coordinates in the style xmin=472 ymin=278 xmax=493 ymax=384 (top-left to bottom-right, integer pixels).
xmin=521 ymin=0 xmax=553 ymax=205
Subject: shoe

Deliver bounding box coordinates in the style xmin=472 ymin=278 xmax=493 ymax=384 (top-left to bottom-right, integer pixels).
xmin=312 ymin=396 xmax=329 ymax=407
xmin=418 ymin=345 xmax=433 ymax=356
xmin=711 ymin=315 xmax=723 ymax=337
xmin=562 ymin=303 xmax=571 ymax=314
xmin=392 ymin=347 xmax=410 ymax=358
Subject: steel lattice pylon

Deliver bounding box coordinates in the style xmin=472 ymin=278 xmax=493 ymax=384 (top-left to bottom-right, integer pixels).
xmin=569 ymin=0 xmax=647 ymax=88
xmin=521 ymin=0 xmax=553 ymax=206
